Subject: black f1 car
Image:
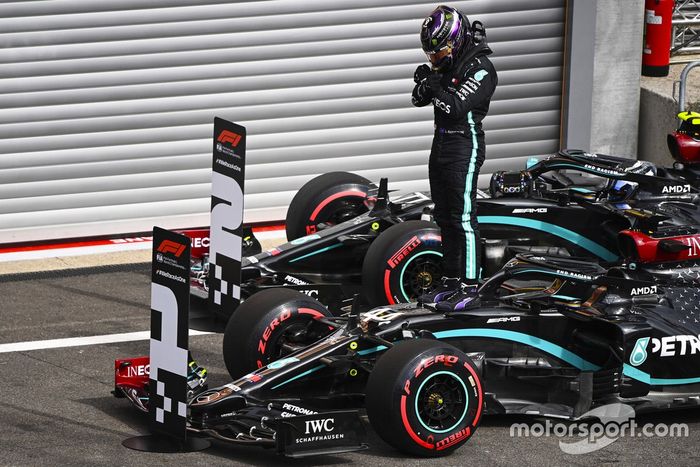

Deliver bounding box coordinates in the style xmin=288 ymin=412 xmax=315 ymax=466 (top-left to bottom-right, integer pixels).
xmin=185 ymin=148 xmax=700 ymax=319
xmin=115 ymin=251 xmax=700 ymax=457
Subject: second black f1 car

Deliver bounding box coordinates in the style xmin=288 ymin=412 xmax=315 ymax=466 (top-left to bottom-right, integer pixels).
xmin=186 ymin=148 xmax=700 ymax=320
xmin=115 ymin=251 xmax=700 ymax=457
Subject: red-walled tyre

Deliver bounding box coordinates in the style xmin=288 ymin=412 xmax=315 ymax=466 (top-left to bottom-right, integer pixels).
xmin=366 ymin=339 xmax=483 ymax=457
xmin=286 ymin=172 xmax=371 ymax=241
xmin=222 ymin=288 xmax=333 ymax=379
xmin=362 ymin=220 xmax=443 ymax=304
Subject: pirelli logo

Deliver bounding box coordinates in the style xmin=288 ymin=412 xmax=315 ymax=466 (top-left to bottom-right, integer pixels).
xmin=387 ymin=236 xmax=421 ymax=269
xmin=157 ymin=240 xmax=186 ymax=258
xmin=217 ymin=130 xmax=242 ymax=147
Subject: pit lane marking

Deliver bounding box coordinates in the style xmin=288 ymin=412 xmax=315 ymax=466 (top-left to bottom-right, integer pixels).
xmin=0 ymin=329 xmax=212 ymax=353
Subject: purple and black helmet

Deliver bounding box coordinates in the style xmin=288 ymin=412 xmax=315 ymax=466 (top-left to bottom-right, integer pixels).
xmin=420 ymin=5 xmax=472 ymax=71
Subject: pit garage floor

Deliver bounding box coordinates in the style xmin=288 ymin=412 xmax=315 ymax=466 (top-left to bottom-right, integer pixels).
xmin=2 ymin=259 xmax=700 ymax=466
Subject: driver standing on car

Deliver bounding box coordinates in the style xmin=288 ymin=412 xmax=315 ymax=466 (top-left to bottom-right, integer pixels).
xmin=413 ymin=5 xmax=497 ymax=311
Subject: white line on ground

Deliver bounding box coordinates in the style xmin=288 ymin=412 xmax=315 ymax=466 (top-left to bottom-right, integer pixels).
xmin=0 ymin=329 xmax=212 ymax=353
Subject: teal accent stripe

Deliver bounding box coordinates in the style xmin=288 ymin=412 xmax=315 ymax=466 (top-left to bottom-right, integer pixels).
xmin=271 ymin=364 xmax=324 ymax=389
xmin=477 ymin=216 xmax=619 ymax=262
xmin=357 ymin=345 xmax=388 ymax=355
xmin=433 ymin=328 xmax=601 ymax=371
xmin=623 ymin=364 xmax=700 ymax=386
xmin=464 ymin=111 xmax=478 ymax=280
xmin=289 ymin=243 xmax=343 ymax=263
xmin=551 ymin=294 xmax=581 ymax=301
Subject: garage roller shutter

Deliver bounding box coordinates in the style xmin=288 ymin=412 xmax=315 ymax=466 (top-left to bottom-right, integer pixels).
xmin=0 ymin=0 xmax=565 ymax=243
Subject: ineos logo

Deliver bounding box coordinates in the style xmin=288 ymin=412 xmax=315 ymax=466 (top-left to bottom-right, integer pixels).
xmin=304 ymin=418 xmax=335 ymax=434
xmin=433 ymin=98 xmax=451 ymax=114
xmin=191 ymin=237 xmax=210 ymax=248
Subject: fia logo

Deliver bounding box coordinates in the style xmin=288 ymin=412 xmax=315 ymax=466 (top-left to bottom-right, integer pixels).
xmin=305 ymin=418 xmax=335 ymax=434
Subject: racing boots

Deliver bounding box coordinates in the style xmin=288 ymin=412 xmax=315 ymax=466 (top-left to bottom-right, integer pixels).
xmin=435 ymin=283 xmax=481 ymax=312
xmin=418 ymin=277 xmax=460 ymax=304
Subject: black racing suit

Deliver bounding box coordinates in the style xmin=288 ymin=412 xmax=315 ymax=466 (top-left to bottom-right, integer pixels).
xmin=412 ymin=42 xmax=497 ymax=282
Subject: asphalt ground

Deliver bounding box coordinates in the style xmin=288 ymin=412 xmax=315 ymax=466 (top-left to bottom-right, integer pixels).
xmin=3 ymin=263 xmax=700 ymax=466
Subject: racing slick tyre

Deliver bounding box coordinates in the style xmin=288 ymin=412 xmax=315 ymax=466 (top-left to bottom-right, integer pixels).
xmin=362 ymin=220 xmax=443 ymax=304
xmin=286 ymin=172 xmax=371 ymax=241
xmin=366 ymin=339 xmax=483 ymax=457
xmin=222 ymin=288 xmax=333 ymax=379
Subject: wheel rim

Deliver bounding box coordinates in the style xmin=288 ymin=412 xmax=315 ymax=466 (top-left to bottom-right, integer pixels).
xmin=398 ymin=250 xmax=443 ymax=302
xmin=261 ymin=318 xmax=328 ymax=367
xmin=415 ymin=371 xmax=469 ymax=434
xmin=305 ymin=197 xmax=367 ymax=234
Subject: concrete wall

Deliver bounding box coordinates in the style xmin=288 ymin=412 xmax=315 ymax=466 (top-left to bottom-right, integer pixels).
xmin=564 ymin=0 xmax=645 ymax=157
xmin=638 ymin=87 xmax=678 ymax=166
xmin=638 ymin=62 xmax=700 ymax=166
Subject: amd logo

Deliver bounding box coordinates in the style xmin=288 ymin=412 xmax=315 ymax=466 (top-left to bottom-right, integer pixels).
xmin=662 ymin=184 xmax=691 ymax=194
xmin=304 ymin=418 xmax=335 ymax=434
xmin=630 ymin=285 xmax=657 ymax=296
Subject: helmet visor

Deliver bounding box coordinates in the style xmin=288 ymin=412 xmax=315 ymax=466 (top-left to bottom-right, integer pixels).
xmin=426 ymin=45 xmax=452 ymax=68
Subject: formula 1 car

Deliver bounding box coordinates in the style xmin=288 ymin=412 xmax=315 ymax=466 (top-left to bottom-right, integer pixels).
xmin=115 ymin=252 xmax=700 ymax=457
xmin=185 ymin=148 xmax=700 ymax=321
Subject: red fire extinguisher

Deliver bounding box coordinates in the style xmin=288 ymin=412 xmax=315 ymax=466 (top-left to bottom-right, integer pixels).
xmin=642 ymin=0 xmax=675 ymax=77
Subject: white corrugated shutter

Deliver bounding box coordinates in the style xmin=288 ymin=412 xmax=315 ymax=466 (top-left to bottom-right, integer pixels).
xmin=0 ymin=0 xmax=565 ymax=243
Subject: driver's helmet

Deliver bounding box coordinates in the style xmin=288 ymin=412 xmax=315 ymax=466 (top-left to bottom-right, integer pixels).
xmin=420 ymin=5 xmax=471 ymax=72
xmin=607 ymin=161 xmax=656 ymax=202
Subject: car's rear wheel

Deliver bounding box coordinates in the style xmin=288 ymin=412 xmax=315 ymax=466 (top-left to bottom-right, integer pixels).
xmin=366 ymin=338 xmax=483 ymax=457
xmin=285 ymin=172 xmax=371 ymax=241
xmin=362 ymin=220 xmax=443 ymax=304
xmin=222 ymin=288 xmax=334 ymax=379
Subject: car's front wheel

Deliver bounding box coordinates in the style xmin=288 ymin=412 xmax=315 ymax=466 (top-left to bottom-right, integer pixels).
xmin=365 ymin=338 xmax=483 ymax=457
xmin=222 ymin=288 xmax=334 ymax=379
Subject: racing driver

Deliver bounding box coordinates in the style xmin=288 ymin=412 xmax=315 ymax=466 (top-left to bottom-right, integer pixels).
xmin=413 ymin=5 xmax=497 ymax=311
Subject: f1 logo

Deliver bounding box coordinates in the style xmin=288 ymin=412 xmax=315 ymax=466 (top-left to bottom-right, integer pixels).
xmin=217 ymin=131 xmax=242 ymax=147
xmin=157 ymin=240 xmax=186 ymax=257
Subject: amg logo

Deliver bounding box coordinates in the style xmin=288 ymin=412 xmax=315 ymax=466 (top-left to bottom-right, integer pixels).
xmin=388 ymin=236 xmax=421 ymax=269
xmin=556 ymin=269 xmax=592 ymax=280
xmin=630 ymin=285 xmax=657 ymax=296
xmin=487 ymin=316 xmax=521 ymax=324
xmin=157 ymin=240 xmax=186 ymax=257
xmin=512 ymin=208 xmax=547 ymax=214
xmin=217 ymin=130 xmax=242 ymax=147
xmin=304 ymin=418 xmax=334 ymax=434
xmin=662 ymin=184 xmax=691 ymax=194
xmin=284 ymin=275 xmax=309 ymax=286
